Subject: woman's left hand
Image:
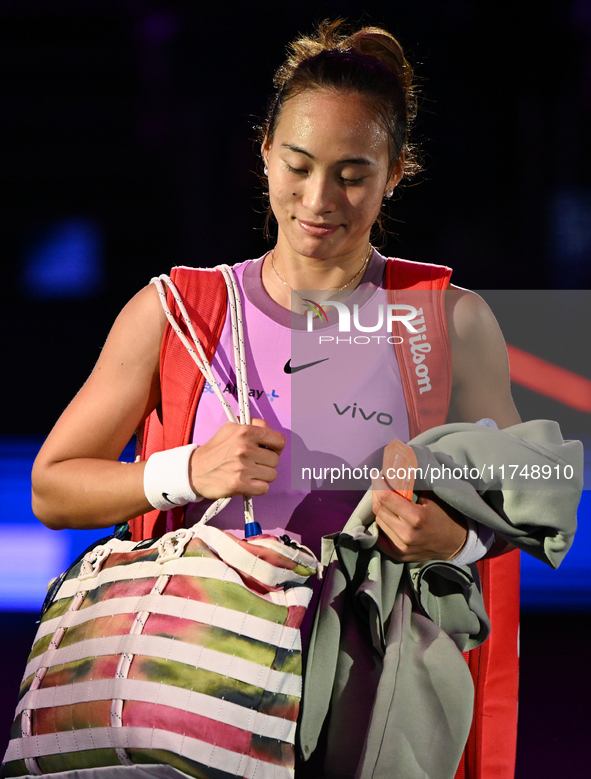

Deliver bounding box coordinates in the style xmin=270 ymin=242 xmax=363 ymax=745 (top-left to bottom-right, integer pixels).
xmin=372 ymin=477 xmax=468 ymax=562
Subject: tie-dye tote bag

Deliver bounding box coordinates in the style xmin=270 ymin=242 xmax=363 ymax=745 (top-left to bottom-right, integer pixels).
xmin=2 ymin=524 xmax=320 ymax=779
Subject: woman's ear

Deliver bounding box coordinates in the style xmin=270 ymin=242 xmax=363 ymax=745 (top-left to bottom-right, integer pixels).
xmin=261 ymin=137 xmax=271 ymax=168
xmin=387 ymin=152 xmax=405 ymax=193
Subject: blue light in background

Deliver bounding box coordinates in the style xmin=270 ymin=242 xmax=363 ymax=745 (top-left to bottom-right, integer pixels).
xmin=0 ymin=437 xmax=589 ymax=612
xmin=520 ymin=489 xmax=591 ymax=610
xmin=22 ymin=218 xmax=104 ymax=299
xmin=550 ymin=186 xmax=591 ymax=288
xmin=0 ymin=524 xmax=69 ymax=610
xmin=0 ymin=438 xmax=133 ymax=611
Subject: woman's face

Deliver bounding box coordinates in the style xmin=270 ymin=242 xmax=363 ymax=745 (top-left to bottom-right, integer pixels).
xmin=264 ymin=89 xmax=402 ymax=263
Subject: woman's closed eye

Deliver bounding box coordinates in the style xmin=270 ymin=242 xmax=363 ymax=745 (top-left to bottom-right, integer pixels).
xmin=340 ymin=175 xmax=365 ymax=185
xmin=285 ymin=163 xmax=309 ymax=176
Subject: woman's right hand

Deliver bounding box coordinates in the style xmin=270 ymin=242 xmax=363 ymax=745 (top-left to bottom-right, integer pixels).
xmin=190 ymin=419 xmax=285 ymax=499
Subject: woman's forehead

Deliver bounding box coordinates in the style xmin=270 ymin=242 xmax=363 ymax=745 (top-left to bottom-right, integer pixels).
xmin=272 ymin=89 xmax=389 ymax=160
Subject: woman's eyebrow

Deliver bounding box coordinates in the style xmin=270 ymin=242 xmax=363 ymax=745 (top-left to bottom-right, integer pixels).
xmin=281 ymin=143 xmax=374 ymax=166
xmin=282 ymin=143 xmax=314 ymax=158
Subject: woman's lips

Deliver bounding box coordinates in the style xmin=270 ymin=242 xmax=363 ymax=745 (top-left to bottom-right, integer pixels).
xmin=297 ymin=219 xmax=340 ymax=237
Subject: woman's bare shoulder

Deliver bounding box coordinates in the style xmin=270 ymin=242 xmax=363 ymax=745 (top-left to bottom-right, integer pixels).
xmin=445 ymin=284 xmax=498 ymax=338
xmin=445 ymin=284 xmax=520 ymax=427
xmin=93 ymin=283 xmax=167 ymax=376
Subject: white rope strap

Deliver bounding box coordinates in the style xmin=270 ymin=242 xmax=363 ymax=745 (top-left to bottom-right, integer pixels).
xmin=217 ymin=265 xmax=255 ymax=527
xmin=150 ymin=267 xmax=256 ymax=531
xmin=218 ymin=265 xmax=250 ymax=425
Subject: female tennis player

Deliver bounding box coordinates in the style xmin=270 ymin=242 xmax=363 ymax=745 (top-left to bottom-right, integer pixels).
xmin=29 ymin=20 xmax=523 ymax=779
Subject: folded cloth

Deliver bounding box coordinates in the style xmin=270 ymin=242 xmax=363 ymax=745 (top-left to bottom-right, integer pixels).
xmin=409 ymin=418 xmax=582 ymax=568
xmin=298 ymin=419 xmax=583 ymax=779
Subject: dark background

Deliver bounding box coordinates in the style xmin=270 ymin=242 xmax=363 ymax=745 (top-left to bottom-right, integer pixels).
xmin=2 ymin=0 xmax=591 ymax=435
xmin=1 ymin=1 xmax=590 ymax=776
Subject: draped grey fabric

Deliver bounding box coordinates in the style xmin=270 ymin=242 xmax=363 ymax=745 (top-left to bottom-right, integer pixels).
xmin=299 ymin=420 xmax=582 ymax=779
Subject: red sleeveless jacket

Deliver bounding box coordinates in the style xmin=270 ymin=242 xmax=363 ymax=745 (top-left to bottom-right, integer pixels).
xmin=131 ymin=259 xmax=519 ymax=779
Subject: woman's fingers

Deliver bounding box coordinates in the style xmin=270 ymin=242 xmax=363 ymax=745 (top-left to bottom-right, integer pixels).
xmin=372 ymin=477 xmax=468 ymax=562
xmin=189 ymin=420 xmax=285 ymax=499
xmin=249 ymin=417 xmax=287 ymax=455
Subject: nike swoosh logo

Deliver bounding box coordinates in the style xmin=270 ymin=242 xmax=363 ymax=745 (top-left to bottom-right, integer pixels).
xmin=162 ymin=492 xmax=181 ymax=506
xmin=284 ymin=358 xmax=329 ymax=374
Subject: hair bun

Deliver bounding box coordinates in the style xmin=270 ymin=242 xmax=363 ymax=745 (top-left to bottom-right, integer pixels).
xmin=346 ymin=30 xmax=411 ymax=92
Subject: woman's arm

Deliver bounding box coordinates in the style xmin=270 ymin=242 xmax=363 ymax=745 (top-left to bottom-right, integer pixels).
xmin=373 ymin=286 xmax=520 ymax=561
xmin=32 ymin=284 xmax=286 ymax=531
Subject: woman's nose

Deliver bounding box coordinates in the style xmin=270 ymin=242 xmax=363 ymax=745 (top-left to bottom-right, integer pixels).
xmin=301 ymin=173 xmax=337 ymax=214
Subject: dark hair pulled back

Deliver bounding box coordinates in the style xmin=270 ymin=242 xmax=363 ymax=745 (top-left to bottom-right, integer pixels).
xmin=262 ymin=19 xmax=421 ymax=178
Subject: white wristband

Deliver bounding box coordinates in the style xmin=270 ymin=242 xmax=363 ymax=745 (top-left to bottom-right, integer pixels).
xmin=143 ymin=444 xmax=202 ymax=510
xmin=450 ymin=517 xmax=495 ymax=566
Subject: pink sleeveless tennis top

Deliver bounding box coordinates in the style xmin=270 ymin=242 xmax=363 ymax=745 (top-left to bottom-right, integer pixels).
xmin=185 ymin=251 xmax=410 ymax=556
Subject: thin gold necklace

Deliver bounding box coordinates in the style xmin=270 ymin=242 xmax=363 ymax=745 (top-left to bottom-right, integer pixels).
xmin=270 ymin=244 xmax=373 ymax=294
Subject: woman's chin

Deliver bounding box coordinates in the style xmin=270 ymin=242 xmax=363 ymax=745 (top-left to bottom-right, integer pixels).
xmin=278 ymin=227 xmax=355 ymax=262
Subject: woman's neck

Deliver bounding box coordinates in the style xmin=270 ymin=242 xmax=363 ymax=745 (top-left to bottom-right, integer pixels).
xmin=261 ymin=241 xmax=373 ymax=312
